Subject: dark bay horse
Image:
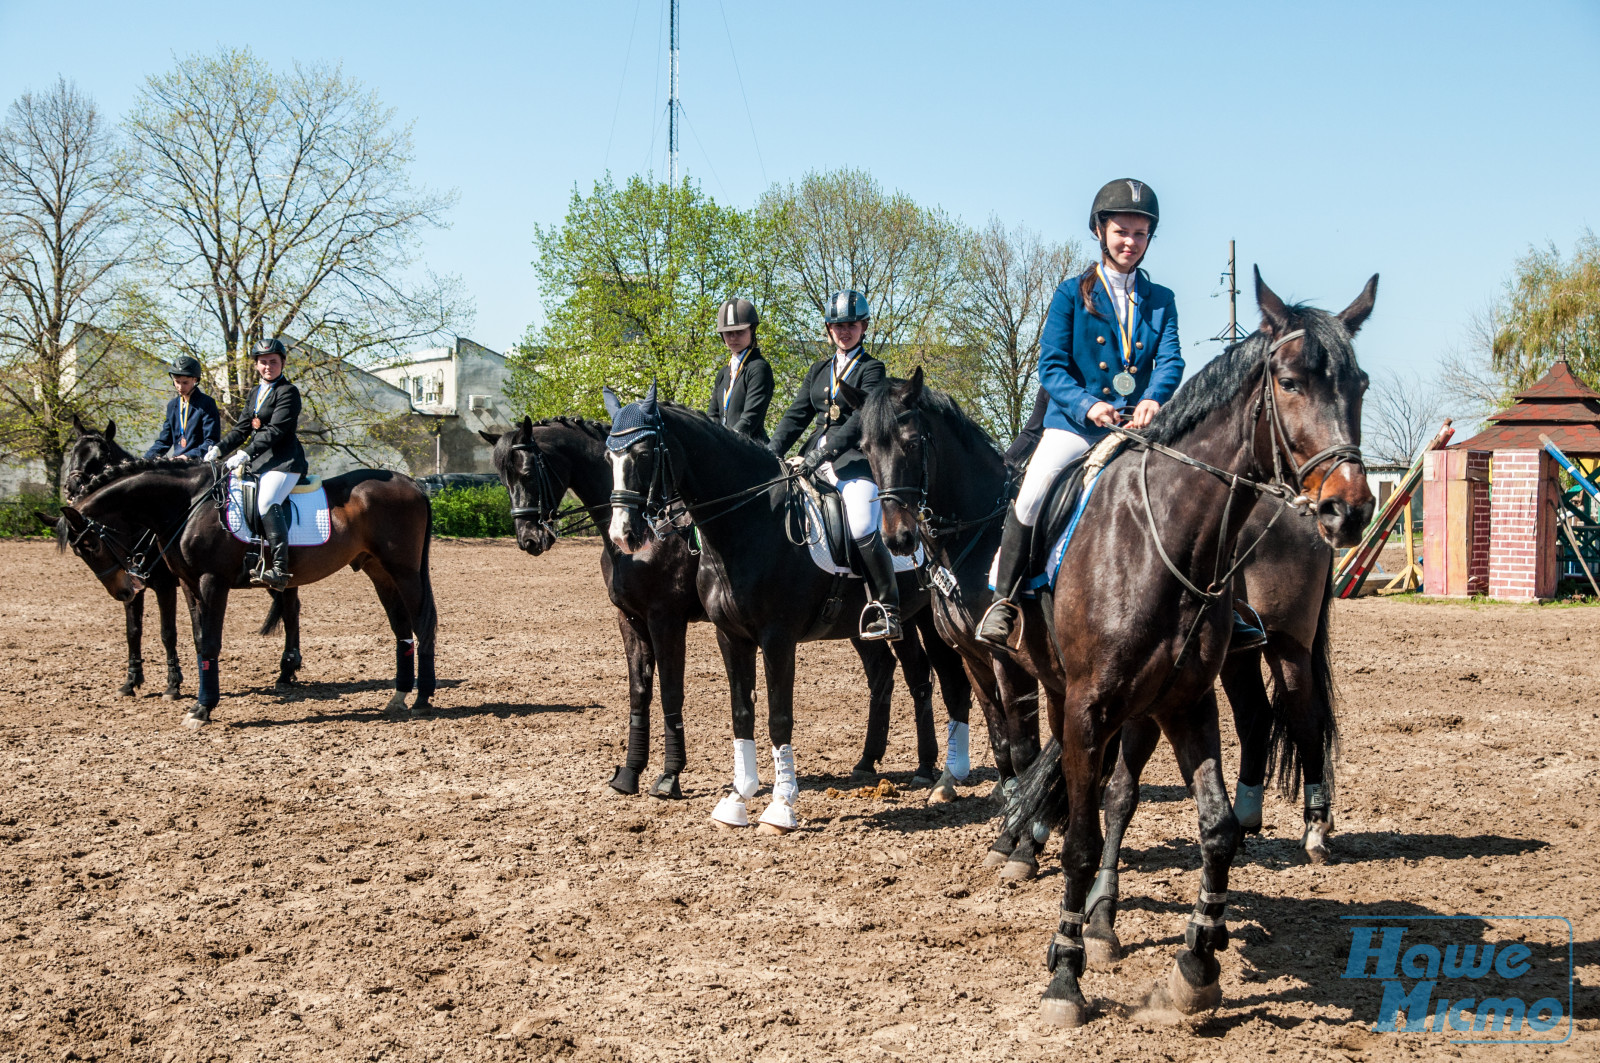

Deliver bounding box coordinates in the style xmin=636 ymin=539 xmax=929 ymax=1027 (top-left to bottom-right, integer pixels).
xmin=43 ymin=418 xmax=304 ymax=699
xmin=483 ymin=414 xmax=969 ymax=803
xmin=859 ymin=271 xmax=1375 ymax=1024
xmin=57 ymin=458 xmax=436 ymax=729
xmin=604 ymin=396 xmax=971 ymax=833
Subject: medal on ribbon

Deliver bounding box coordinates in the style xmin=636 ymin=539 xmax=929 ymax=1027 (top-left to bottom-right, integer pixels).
xmin=1113 ymin=372 xmax=1137 ymax=396
xmin=829 ymin=403 xmax=841 ymax=421
xmin=828 ymin=348 xmax=862 ymax=424
xmin=1097 ymin=265 xmax=1139 ymax=400
xmin=252 ymin=417 xmax=262 ymax=430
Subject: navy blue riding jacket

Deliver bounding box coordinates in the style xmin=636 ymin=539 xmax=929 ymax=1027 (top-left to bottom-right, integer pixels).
xmin=144 ymin=389 xmax=221 ymax=459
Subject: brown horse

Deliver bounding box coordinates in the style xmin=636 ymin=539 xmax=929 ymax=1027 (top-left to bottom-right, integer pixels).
xmin=56 ymin=458 xmax=436 ymax=728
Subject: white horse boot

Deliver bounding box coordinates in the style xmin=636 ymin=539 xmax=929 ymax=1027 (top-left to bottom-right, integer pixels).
xmin=928 ymin=720 xmax=970 ymax=805
xmin=758 ymin=744 xmax=799 ymax=834
xmin=712 ymin=738 xmax=761 ymax=828
xmin=1234 ymin=782 xmax=1265 ymax=834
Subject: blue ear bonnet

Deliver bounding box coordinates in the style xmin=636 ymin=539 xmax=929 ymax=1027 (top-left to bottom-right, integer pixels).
xmin=603 ymin=382 xmax=662 ymax=452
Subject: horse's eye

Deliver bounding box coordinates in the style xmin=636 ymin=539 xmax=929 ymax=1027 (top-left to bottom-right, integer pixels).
xmin=1278 ymin=377 xmax=1299 ymax=393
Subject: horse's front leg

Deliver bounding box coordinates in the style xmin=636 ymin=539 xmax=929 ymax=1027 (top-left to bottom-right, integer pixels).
xmin=183 ymin=574 xmax=230 ymax=730
xmin=608 ymin=610 xmax=655 ymax=797
xmin=1084 ymin=716 xmax=1161 ymax=967
xmin=887 ymin=626 xmax=939 ymax=786
xmin=756 ymin=637 xmax=799 ymax=835
xmin=274 ymin=588 xmax=303 ymax=688
xmin=119 ymin=589 xmax=146 ymax=696
xmin=1220 ymin=649 xmax=1271 ymax=834
xmin=1146 ymin=688 xmax=1238 ymax=1017
xmin=156 ymin=579 xmax=183 ymax=699
xmin=710 ymin=629 xmax=759 ymax=829
xmin=1038 ymin=713 xmax=1104 ymax=1027
xmin=1266 ymin=645 xmax=1336 ymax=864
xmin=849 ymin=637 xmax=895 ymax=779
xmin=646 ymin=611 xmax=688 ymax=799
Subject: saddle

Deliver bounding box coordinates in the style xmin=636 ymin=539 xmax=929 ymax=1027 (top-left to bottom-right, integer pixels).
xmin=993 ymin=435 xmax=1124 ymax=594
xmin=789 ymin=472 xmax=922 ymax=577
xmin=224 ymin=473 xmax=331 ymax=548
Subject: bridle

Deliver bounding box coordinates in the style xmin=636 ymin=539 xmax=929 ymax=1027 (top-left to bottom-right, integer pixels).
xmin=506 ymin=438 xmax=562 ymax=538
xmin=876 ymin=405 xmax=1014 ymax=574
xmin=66 ymin=464 xmax=225 ymax=583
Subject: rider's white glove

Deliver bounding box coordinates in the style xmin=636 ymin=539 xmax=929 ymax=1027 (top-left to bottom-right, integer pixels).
xmin=224 ymin=451 xmax=247 ymax=470
xmin=202 ymin=445 xmax=221 ymax=463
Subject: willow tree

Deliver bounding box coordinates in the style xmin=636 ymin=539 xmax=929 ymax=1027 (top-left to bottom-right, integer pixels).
xmin=1489 ymin=230 xmax=1600 ymax=394
xmin=121 ymin=48 xmax=467 ymax=450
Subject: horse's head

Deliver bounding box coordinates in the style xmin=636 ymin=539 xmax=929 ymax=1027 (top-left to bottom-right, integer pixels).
xmin=64 ymin=417 xmax=126 ymax=499
xmin=846 ymin=370 xmax=929 ymax=557
xmin=483 ymin=417 xmax=565 ymax=556
xmin=55 ymin=503 xmax=145 ymax=603
xmin=601 ymin=382 xmax=667 ymax=555
xmin=1254 ymin=269 xmax=1377 ymax=546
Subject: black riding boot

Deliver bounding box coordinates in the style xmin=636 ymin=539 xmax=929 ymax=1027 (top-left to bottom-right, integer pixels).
xmin=977 ymin=511 xmax=1033 ymax=650
xmin=856 ymin=530 xmax=903 ymax=641
xmin=1228 ymin=605 xmax=1269 ymax=653
xmin=254 ymin=503 xmax=291 ymax=590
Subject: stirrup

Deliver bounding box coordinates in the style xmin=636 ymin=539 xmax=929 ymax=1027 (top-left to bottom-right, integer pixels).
xmin=254 ymin=567 xmax=290 ymax=590
xmin=859 ymin=601 xmax=902 ymax=641
xmin=976 ymin=598 xmax=1019 ymax=651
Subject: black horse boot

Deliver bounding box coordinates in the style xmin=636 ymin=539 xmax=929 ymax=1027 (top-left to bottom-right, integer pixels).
xmin=855 ymin=530 xmax=903 ymax=641
xmin=254 ymin=503 xmax=291 ymax=590
xmin=977 ymin=511 xmax=1033 ymax=650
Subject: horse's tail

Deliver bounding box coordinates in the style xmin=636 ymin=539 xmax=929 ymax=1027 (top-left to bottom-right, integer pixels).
xmin=1265 ymin=571 xmax=1341 ymax=797
xmin=1000 ymin=736 xmax=1069 ymax=840
xmin=258 ymin=590 xmax=284 ymax=636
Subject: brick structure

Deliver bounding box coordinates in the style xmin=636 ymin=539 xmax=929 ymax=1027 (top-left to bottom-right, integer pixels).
xmin=1425 ymin=359 xmax=1600 ymax=601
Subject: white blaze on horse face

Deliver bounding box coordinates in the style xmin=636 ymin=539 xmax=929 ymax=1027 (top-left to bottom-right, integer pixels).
xmin=607 ymin=450 xmax=633 ymax=550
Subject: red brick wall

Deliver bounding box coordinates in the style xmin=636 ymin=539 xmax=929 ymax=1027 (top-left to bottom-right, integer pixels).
xmin=1467 ymin=452 xmax=1491 ymax=594
xmin=1488 ymin=449 xmax=1559 ymax=601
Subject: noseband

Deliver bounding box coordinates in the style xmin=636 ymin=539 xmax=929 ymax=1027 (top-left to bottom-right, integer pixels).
xmin=506 ymin=439 xmax=561 ymax=537
xmin=608 ymin=424 xmax=684 ymax=542
xmin=1255 ymin=328 xmax=1365 ymax=496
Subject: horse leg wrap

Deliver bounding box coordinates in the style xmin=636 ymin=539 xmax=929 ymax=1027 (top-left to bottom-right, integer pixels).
xmin=418 ymin=650 xmax=436 ymax=700
xmin=771 ymin=744 xmax=798 ymax=807
xmin=1304 ymin=781 xmax=1331 ymax=822
xmin=394 ymin=639 xmax=416 ymax=693
xmin=1183 ymin=890 xmax=1230 ymax=952
xmin=1046 ymin=910 xmax=1085 ymax=975
xmin=732 ymin=739 xmax=759 ymax=799
xmin=1085 ymin=868 xmax=1119 ymax=920
xmin=912 ymin=683 xmax=938 ymax=775
xmin=196 ymin=656 xmax=219 ymax=708
xmin=625 ymin=706 xmax=650 ymax=773
xmin=280 ymin=648 xmax=302 ymax=674
xmin=945 ymin=720 xmax=971 ymax=781
xmin=1234 ymin=782 xmax=1265 ymax=833
xmin=662 ymin=708 xmax=686 ymax=776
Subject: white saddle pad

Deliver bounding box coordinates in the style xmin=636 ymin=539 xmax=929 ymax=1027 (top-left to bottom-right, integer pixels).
xmin=798 ymin=490 xmax=923 ymax=576
xmin=225 ymin=474 xmax=332 ymax=547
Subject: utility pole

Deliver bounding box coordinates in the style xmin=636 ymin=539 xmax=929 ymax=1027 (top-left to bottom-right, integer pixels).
xmin=668 ymin=0 xmax=680 ymax=186
xmin=1210 ymin=239 xmax=1248 ymax=346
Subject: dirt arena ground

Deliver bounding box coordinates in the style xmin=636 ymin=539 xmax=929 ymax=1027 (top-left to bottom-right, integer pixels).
xmin=1 ymin=538 xmax=1595 ymax=1062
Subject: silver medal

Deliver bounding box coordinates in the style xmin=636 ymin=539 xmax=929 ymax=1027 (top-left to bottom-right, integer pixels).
xmin=1112 ymin=372 xmax=1136 ymax=396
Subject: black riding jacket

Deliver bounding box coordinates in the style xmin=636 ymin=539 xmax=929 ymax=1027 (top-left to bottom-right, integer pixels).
xmin=709 ymin=347 xmax=774 ymax=442
xmin=218 ymin=375 xmax=309 ymax=476
xmin=768 ymin=349 xmax=886 ymax=462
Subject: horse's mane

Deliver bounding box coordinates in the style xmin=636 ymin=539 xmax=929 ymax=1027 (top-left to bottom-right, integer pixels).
xmin=74 ymin=457 xmax=206 ymax=499
xmin=657 ymin=400 xmax=780 ymax=463
xmin=64 ymin=429 xmax=135 ymax=500
xmin=860 ymin=378 xmax=1005 ymax=462
xmin=1144 ymin=305 xmax=1360 ymax=446
xmin=532 ymin=415 xmax=611 ymax=441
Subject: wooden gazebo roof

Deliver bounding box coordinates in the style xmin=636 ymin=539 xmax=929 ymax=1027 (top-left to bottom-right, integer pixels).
xmin=1452 ymin=360 xmax=1600 ymax=454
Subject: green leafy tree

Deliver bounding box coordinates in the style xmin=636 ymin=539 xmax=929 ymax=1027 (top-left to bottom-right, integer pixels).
xmin=508 ymin=175 xmax=803 ymax=421
xmin=1489 ymin=230 xmax=1600 ymax=393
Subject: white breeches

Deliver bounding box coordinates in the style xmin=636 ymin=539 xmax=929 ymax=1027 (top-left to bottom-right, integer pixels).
xmin=820 ymin=462 xmax=881 ymax=539
xmin=258 ymin=470 xmax=297 ymax=515
xmin=1014 ymin=428 xmax=1092 ymax=526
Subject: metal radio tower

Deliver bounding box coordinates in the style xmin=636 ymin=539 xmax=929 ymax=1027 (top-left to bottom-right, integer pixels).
xmin=668 ymin=0 xmax=680 ymax=186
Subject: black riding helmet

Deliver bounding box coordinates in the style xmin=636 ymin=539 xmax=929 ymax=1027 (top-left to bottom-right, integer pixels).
xmin=168 ymin=355 xmax=203 ymax=378
xmin=253 ymin=337 xmax=288 ymax=360
xmin=1088 ymin=179 xmax=1159 ymax=236
xmin=716 ymin=297 xmax=759 ymax=333
xmin=823 ymin=290 xmax=870 ymax=324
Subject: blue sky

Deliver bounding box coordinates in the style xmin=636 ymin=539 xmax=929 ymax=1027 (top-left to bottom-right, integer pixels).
xmin=2 ymin=1 xmax=1597 ymax=386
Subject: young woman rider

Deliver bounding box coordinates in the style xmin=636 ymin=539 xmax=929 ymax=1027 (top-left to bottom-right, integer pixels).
xmin=708 ymin=296 xmax=774 ymax=443
xmin=768 ymin=289 xmax=901 ymax=640
xmin=978 ymin=179 xmax=1184 ymax=649
xmin=203 ymin=337 xmax=309 ymax=591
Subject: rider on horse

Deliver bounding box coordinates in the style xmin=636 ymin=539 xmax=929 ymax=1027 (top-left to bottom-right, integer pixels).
xmin=145 ymin=355 xmax=220 ymax=460
xmin=769 ymin=290 xmax=901 ymax=641
xmin=203 ymin=337 xmax=308 ymax=591
xmin=709 ymin=296 xmax=774 ymax=443
xmin=978 ymin=179 xmax=1186 ymax=649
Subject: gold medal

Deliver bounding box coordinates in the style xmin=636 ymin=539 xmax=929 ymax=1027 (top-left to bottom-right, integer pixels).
xmin=829 ymin=402 xmax=841 ymax=420
xmin=252 ymin=417 xmax=262 ymax=430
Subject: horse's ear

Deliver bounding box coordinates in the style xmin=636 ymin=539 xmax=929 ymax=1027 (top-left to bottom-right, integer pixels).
xmin=1254 ymin=266 xmax=1290 ymax=336
xmin=59 ymin=505 xmax=83 ymax=526
xmin=520 ymin=415 xmax=534 ymax=437
xmin=478 ymin=430 xmax=500 ymax=445
xmin=906 ymin=366 xmax=925 ymax=406
xmin=35 ymin=511 xmax=58 ymax=529
xmin=644 ymin=378 xmax=658 ymax=406
xmin=72 ymin=413 xmax=88 ymax=436
xmin=837 ymin=378 xmax=867 ymax=410
xmin=603 ymin=386 xmax=623 ymax=420
xmin=1337 ymin=274 xmax=1380 ymax=336
xmin=105 ymin=419 xmax=116 ymax=441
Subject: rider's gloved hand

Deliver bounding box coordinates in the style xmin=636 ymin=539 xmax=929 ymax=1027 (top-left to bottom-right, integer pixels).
xmin=800 ymin=450 xmax=828 ymax=475
xmin=224 ymin=451 xmax=247 ymax=470
xmin=202 ymin=445 xmax=221 ymax=463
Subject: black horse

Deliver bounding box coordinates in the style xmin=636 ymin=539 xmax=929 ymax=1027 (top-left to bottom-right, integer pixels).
xmin=483 ymin=414 xmax=970 ymax=803
xmin=859 ymin=271 xmax=1375 ymax=1024
xmin=57 ymin=458 xmax=436 ymax=728
xmin=603 ymin=393 xmax=975 ymax=833
xmin=42 ymin=418 xmax=304 ymax=699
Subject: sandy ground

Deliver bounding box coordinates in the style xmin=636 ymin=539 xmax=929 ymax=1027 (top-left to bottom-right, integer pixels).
xmin=0 ymin=537 xmax=1595 ymax=1062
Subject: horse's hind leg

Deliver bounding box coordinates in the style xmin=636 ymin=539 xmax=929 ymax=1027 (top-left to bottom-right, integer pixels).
xmin=156 ymin=579 xmax=183 ymax=699
xmin=1220 ymin=650 xmax=1272 ymax=835
xmin=1267 ymin=647 xmax=1335 ymax=863
xmin=607 ymin=611 xmax=655 ymax=796
xmin=119 ymin=589 xmax=145 ymax=696
xmin=365 ymin=570 xmax=420 ymax=720
xmin=849 ymin=638 xmax=894 ymax=780
xmin=1084 ymin=717 xmax=1160 ymax=967
xmin=756 ymin=637 xmax=800 ymax=835
xmin=183 ymin=575 xmax=229 ymax=730
xmin=888 ymin=628 xmax=939 ymax=786
xmin=274 ymin=589 xmax=303 ymax=688
xmin=1144 ymin=690 xmax=1238 ymax=1018
xmin=646 ymin=612 xmax=688 ymax=799
xmin=710 ymin=630 xmax=759 ymax=829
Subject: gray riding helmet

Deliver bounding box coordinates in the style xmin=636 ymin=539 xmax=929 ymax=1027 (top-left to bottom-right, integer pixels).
xmin=253 ymin=337 xmax=288 ymax=359
xmin=716 ymin=297 xmax=759 ymax=333
xmin=1088 ymin=179 xmax=1160 ymax=235
xmin=823 ymin=290 xmax=871 ymax=324
xmin=168 ymin=355 xmax=203 ymax=378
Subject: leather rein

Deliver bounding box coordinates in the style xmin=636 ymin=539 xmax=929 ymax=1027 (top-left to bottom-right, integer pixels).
xmin=66 ymin=464 xmax=228 ymax=582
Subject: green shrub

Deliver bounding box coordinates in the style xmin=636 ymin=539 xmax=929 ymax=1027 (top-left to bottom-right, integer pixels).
xmin=429 ymin=483 xmax=515 ymax=537
xmin=0 ymin=490 xmax=61 ymax=538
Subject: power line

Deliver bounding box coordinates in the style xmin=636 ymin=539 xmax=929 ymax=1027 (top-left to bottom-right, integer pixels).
xmin=603 ymin=0 xmax=646 ymax=173
xmin=715 ymin=0 xmax=767 ymax=186
xmin=678 ymin=101 xmax=727 ymax=199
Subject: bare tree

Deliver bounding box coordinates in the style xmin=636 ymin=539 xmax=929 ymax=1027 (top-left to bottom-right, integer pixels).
xmin=0 ymin=78 xmax=139 ymax=492
xmin=1363 ymin=369 xmax=1454 ymax=466
xmin=121 ymin=48 xmax=469 ymax=453
xmin=952 ymin=216 xmax=1083 ymax=437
